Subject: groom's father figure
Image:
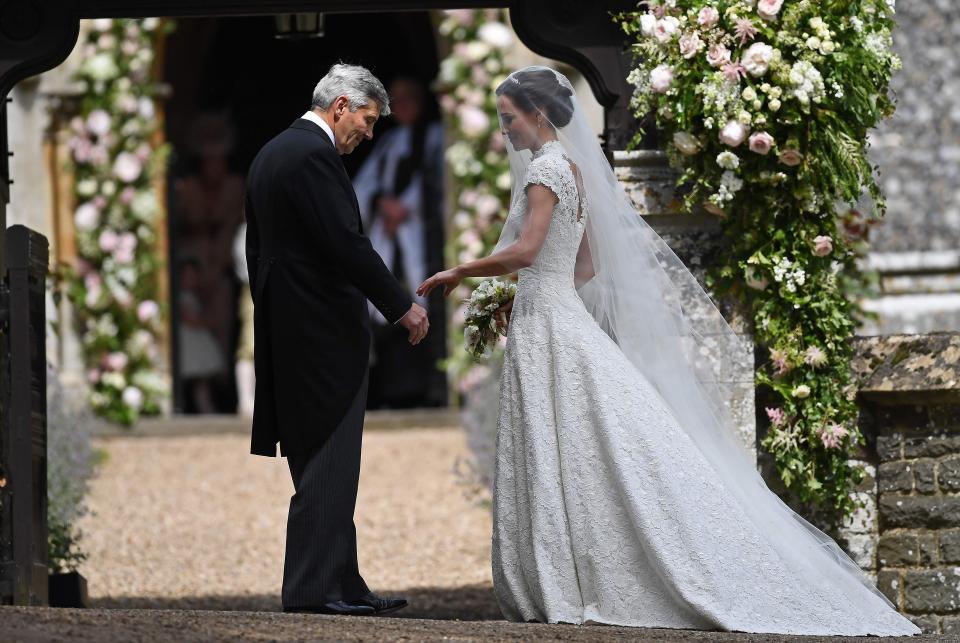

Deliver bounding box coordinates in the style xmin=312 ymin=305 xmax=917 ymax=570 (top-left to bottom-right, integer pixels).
xmin=244 ymin=63 xmax=428 ymax=616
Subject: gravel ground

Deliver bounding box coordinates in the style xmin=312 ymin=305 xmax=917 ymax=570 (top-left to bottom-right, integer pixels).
xmin=77 ymin=425 xmax=498 ymax=618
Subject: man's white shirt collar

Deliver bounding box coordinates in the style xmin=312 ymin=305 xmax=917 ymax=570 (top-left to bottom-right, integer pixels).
xmin=301 ymin=110 xmax=336 ymax=148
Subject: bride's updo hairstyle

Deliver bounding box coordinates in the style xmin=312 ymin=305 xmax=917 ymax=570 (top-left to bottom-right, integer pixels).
xmin=495 ymin=68 xmax=575 ymax=129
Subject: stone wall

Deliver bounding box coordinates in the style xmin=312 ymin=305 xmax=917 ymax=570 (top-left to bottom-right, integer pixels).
xmin=855 ymin=333 xmax=960 ymax=634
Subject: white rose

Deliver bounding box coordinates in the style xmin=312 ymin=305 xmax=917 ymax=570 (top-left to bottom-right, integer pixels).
xmin=84 ymin=53 xmax=119 ymax=81
xmin=672 ymin=132 xmax=700 ymax=155
xmin=650 ymin=65 xmax=674 ymax=93
xmin=640 ymin=13 xmax=658 ymax=36
xmin=792 ymin=384 xmax=811 ymax=399
xmin=716 ymin=151 xmax=740 ymax=169
xmin=757 ymin=0 xmax=784 ymax=20
xmin=478 ymin=22 xmax=512 ymax=48
xmin=742 ymin=87 xmax=758 ymax=102
xmin=719 ymin=121 xmax=749 ymax=147
xmin=768 ymin=98 xmax=782 ymax=111
xmin=742 ymin=42 xmax=774 ymax=77
xmin=74 ymin=202 xmax=100 ymax=231
xmin=122 ymin=386 xmax=144 ymax=411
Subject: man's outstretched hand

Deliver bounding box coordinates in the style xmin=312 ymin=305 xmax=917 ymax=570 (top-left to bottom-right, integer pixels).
xmin=398 ymin=303 xmax=429 ymax=345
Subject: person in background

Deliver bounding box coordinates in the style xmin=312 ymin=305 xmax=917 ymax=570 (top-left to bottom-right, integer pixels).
xmin=178 ymin=257 xmax=226 ymax=414
xmin=173 ymin=112 xmax=245 ymax=412
xmin=352 ymin=76 xmax=446 ymax=409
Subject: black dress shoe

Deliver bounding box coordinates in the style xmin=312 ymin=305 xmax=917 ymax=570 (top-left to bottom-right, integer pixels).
xmin=353 ymin=591 xmax=408 ymax=615
xmin=283 ymin=600 xmax=376 ymax=616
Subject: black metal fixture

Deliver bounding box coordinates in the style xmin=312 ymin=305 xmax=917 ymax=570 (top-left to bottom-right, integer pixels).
xmin=274 ymin=13 xmax=325 ymax=40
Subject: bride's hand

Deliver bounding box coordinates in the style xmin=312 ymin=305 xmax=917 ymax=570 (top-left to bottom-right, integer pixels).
xmin=495 ymin=298 xmax=513 ymax=334
xmin=416 ymin=268 xmax=463 ymax=297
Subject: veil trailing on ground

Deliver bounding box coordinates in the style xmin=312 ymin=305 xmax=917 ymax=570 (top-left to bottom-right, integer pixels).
xmin=492 ymin=66 xmax=894 ymax=609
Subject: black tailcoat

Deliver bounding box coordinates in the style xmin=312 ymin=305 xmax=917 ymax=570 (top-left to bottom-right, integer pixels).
xmin=244 ymin=118 xmax=411 ymax=457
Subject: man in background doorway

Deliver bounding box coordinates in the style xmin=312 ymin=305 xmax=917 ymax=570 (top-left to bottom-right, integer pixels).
xmin=353 ymin=76 xmax=447 ymax=409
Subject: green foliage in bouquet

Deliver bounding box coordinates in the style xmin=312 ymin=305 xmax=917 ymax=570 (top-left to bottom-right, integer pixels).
xmin=619 ymin=0 xmax=900 ymax=514
xmin=65 ymin=18 xmax=172 ymax=424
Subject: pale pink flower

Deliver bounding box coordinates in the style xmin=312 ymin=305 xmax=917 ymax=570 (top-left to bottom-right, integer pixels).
xmin=137 ymin=300 xmax=159 ymax=323
xmin=679 ymin=32 xmax=704 ymax=59
xmin=721 ymin=61 xmax=748 ymax=83
xmin=813 ymin=235 xmax=833 ymax=256
xmin=734 ymin=18 xmax=759 ymax=44
xmin=818 ymin=423 xmax=849 ymax=449
xmin=120 ymin=187 xmax=136 ymax=205
xmin=757 ymin=0 xmax=785 ymax=21
xmin=650 ymin=65 xmax=674 ymax=93
xmin=654 ymin=16 xmax=680 ymax=42
xmin=719 ymin=120 xmax=750 ymax=147
xmin=697 ymin=6 xmax=720 ymax=28
xmin=765 ymin=407 xmax=786 ymax=426
xmin=458 ymin=105 xmax=490 ymax=137
xmin=86 ymin=109 xmax=112 ymax=137
xmin=122 ymin=386 xmax=144 ymax=411
xmin=475 ymin=194 xmax=500 ymax=220
xmin=741 ymin=42 xmax=774 ymax=77
xmin=87 ymin=369 xmax=101 ymax=384
xmin=804 ymin=346 xmax=827 ymax=368
xmin=99 ymin=230 xmax=120 ymax=252
xmin=104 ymin=351 xmax=129 ymax=372
xmin=113 ymin=151 xmax=143 ymax=183
xmin=778 ymin=148 xmax=804 ymax=166
xmin=749 ymin=131 xmax=775 ymax=155
xmin=770 ymin=348 xmax=791 ymax=375
xmin=75 ymin=202 xmax=100 ymax=230
xmin=706 ymin=44 xmax=732 ymax=68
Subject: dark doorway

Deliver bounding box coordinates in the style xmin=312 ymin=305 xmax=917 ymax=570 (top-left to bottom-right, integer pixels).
xmin=163 ymin=12 xmax=444 ymax=414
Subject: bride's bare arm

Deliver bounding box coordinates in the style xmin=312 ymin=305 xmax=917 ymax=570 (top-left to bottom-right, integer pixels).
xmin=416 ymin=184 xmax=557 ymax=297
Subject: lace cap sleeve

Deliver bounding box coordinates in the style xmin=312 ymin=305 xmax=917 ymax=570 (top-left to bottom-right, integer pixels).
xmin=523 ymin=155 xmax=566 ymax=201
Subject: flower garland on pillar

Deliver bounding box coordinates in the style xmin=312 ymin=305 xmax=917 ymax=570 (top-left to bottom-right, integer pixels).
xmin=65 ymin=18 xmax=170 ymax=424
xmin=436 ymin=9 xmax=515 ymax=392
xmin=619 ymin=0 xmax=899 ymax=514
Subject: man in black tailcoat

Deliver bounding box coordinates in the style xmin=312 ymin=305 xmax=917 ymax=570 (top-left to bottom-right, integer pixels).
xmin=244 ymin=63 xmax=428 ymax=616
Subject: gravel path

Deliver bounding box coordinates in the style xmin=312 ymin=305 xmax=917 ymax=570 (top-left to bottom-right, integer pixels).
xmin=77 ymin=425 xmax=498 ymax=618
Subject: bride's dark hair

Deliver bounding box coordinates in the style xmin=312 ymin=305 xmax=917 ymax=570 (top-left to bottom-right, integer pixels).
xmin=496 ymin=68 xmax=575 ymax=128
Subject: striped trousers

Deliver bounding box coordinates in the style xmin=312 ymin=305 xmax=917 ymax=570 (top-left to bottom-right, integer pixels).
xmin=281 ymin=373 xmax=370 ymax=608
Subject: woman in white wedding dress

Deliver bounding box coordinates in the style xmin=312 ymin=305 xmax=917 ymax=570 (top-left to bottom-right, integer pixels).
xmin=417 ymin=67 xmax=918 ymax=636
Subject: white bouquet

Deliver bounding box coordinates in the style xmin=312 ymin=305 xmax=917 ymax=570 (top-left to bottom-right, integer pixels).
xmin=463 ymin=278 xmax=516 ymax=360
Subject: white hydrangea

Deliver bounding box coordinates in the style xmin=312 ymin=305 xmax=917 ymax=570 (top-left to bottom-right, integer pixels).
xmin=788 ymin=60 xmax=825 ymax=106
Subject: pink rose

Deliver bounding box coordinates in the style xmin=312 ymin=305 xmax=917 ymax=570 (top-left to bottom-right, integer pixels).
xmin=706 ymin=44 xmax=731 ymax=68
xmin=458 ymin=105 xmax=489 ymax=137
xmin=86 ymin=109 xmax=112 ymax=137
xmin=813 ymin=235 xmax=833 ymax=256
xmin=697 ymin=6 xmax=720 ymax=28
xmin=679 ymin=32 xmax=704 ymax=59
xmin=137 ymin=300 xmax=160 ymax=323
xmin=99 ymin=229 xmax=119 ymax=252
xmin=757 ymin=0 xmax=784 ymax=21
xmin=778 ymin=149 xmax=803 ymax=166
xmin=650 ymin=65 xmax=674 ymax=93
xmin=104 ymin=351 xmax=129 ymax=372
xmin=654 ymin=16 xmax=680 ymax=43
xmin=719 ymin=121 xmax=749 ymax=147
xmin=748 ymin=131 xmax=775 ymax=155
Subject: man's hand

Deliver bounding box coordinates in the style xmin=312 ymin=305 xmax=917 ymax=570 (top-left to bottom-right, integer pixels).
xmin=398 ymin=303 xmax=429 ymax=345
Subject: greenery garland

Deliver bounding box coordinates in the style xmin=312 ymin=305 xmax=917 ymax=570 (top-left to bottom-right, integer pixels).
xmin=618 ymin=0 xmax=899 ymax=514
xmin=436 ymin=9 xmax=515 ymax=393
xmin=65 ymin=18 xmax=170 ymax=424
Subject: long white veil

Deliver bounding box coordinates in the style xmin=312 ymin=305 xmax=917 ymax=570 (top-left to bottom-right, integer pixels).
xmin=493 ymin=66 xmax=894 ymax=608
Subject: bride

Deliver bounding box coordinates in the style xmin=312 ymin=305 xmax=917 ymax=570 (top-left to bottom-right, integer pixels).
xmin=417 ymin=66 xmax=918 ymax=635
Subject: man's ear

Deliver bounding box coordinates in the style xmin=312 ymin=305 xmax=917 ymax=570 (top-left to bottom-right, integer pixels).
xmin=334 ymin=96 xmax=349 ymax=117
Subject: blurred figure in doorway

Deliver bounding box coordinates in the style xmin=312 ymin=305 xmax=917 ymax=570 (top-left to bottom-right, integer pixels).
xmin=353 ymin=76 xmax=447 ymax=409
xmin=178 ymin=257 xmax=226 ymax=414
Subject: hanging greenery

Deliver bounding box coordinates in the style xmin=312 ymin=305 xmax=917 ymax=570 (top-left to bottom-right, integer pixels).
xmin=65 ymin=18 xmax=171 ymax=425
xmin=618 ymin=0 xmax=899 ymax=514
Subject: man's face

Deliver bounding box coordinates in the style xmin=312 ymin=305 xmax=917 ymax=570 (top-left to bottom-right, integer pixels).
xmin=332 ymin=97 xmax=380 ymax=155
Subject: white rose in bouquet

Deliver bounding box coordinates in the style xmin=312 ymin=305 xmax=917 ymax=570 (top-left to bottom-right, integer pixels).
xmin=742 ymin=42 xmax=774 ymax=77
xmin=650 ymin=65 xmax=674 ymax=93
xmin=719 ymin=121 xmax=749 ymax=147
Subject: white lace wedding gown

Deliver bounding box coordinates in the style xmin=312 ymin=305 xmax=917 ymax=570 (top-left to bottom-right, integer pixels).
xmin=491 ymin=141 xmax=918 ymax=635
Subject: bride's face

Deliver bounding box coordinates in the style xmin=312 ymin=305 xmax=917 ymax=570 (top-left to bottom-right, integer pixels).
xmin=497 ymin=95 xmax=540 ymax=152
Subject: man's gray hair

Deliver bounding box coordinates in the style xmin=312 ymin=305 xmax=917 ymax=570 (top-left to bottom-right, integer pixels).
xmin=311 ymin=63 xmax=391 ymax=116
